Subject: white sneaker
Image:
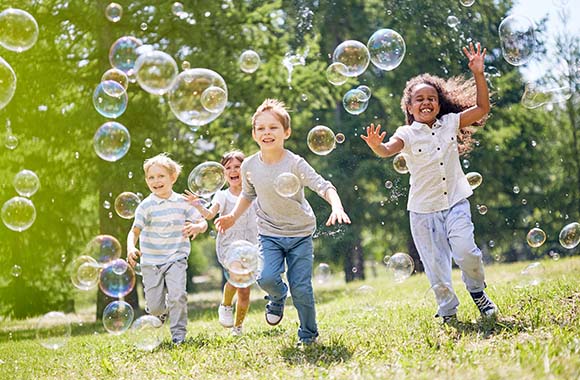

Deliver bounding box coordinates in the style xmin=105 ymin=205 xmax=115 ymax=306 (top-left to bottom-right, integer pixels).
xmin=231 ymin=325 xmax=243 ymax=336
xmin=218 ymin=304 xmax=234 ymax=327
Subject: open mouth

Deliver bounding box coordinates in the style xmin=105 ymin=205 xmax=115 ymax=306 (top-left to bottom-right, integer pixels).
xmin=230 ymin=175 xmax=240 ymax=181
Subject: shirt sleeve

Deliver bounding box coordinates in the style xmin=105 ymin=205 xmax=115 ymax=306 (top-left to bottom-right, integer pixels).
xmin=392 ymin=126 xmax=411 ymax=155
xmin=295 ymin=156 xmax=335 ymax=197
xmin=241 ymin=159 xmax=257 ymax=201
xmin=441 ymin=113 xmax=460 ymax=133
xmin=132 ymin=202 xmax=147 ymax=230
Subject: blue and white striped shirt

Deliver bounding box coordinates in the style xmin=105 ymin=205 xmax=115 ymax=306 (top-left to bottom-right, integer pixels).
xmin=132 ymin=192 xmax=200 ymax=266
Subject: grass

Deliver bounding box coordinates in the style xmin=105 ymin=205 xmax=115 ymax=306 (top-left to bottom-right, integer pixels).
xmin=1 ymin=257 xmax=580 ymax=379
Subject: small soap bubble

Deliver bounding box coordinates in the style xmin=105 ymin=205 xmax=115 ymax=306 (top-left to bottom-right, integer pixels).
xmin=222 ymin=241 xmax=264 ymax=288
xmin=69 ymin=255 xmax=100 ymax=291
xmin=105 ymin=3 xmax=123 ymax=23
xmin=460 ymin=0 xmax=475 ymax=6
xmin=357 ymin=85 xmax=372 ymax=101
xmin=559 ymin=222 xmax=580 ymax=249
xmin=144 ymin=138 xmax=153 ymax=148
xmin=386 ymin=252 xmax=414 ymax=283
xmin=92 ymin=81 xmax=128 ymax=118
xmin=114 ymin=192 xmax=141 ymax=219
xmin=109 ymin=36 xmax=143 ymax=74
xmin=526 ymin=227 xmax=546 ymax=248
xmin=130 ymin=315 xmax=163 ymax=351
xmin=0 ymin=8 xmax=39 ymax=52
xmin=462 ymin=159 xmax=470 ymax=169
xmin=332 ymin=40 xmax=370 ymax=77
xmin=11 ymin=264 xmax=21 ymax=277
xmin=99 ymin=259 xmax=136 ymax=298
xmin=134 ymin=50 xmax=178 ymax=95
xmin=4 ymin=134 xmax=18 ymax=150
xmin=13 ymin=169 xmax=40 ymax=197
xmin=366 ymin=29 xmax=406 ymax=71
xmin=274 ymin=172 xmax=301 ymax=198
xmin=477 ymin=204 xmax=488 ymax=215
xmin=200 ymin=86 xmax=227 ymax=113
xmin=1 ymin=196 xmax=36 ymax=232
xmin=0 ymin=57 xmax=17 ymax=110
xmin=465 ymin=172 xmax=483 ymax=190
xmin=393 ymin=153 xmax=408 ymax=174
xmin=101 ymin=68 xmax=129 ymax=95
xmin=326 ymin=62 xmax=348 ymax=86
xmin=447 ymin=15 xmax=460 ymax=28
xmin=498 ymin=15 xmax=535 ymax=66
xmin=102 ymin=300 xmax=134 ymax=335
xmin=335 ymin=133 xmax=345 ymax=144
xmin=239 ymin=50 xmax=261 ymax=74
xmin=93 ymin=122 xmax=131 ymax=162
xmin=384 ymin=181 xmax=393 ymax=189
xmin=314 ymin=263 xmax=331 ymax=284
xmin=84 ymin=234 xmax=122 ymax=264
xmin=343 ymin=88 xmax=369 ymax=115
xmin=513 ymin=185 xmax=520 ymax=194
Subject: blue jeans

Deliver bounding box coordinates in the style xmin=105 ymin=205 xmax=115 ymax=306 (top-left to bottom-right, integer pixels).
xmin=257 ymin=235 xmax=318 ymax=341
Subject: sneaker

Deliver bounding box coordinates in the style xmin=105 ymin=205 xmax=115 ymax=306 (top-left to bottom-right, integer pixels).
xmin=296 ymin=337 xmax=318 ymax=348
xmin=435 ymin=313 xmax=458 ymax=324
xmin=218 ymin=304 xmax=234 ymax=328
xmin=231 ymin=325 xmax=243 ymax=336
xmin=172 ymin=337 xmax=185 ymax=345
xmin=265 ymin=298 xmax=284 ymax=326
xmin=470 ymin=291 xmax=498 ymax=317
xmin=158 ymin=314 xmax=167 ymax=325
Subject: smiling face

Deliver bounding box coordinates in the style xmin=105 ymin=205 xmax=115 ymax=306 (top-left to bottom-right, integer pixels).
xmin=145 ymin=164 xmax=176 ymax=199
xmin=223 ymin=157 xmax=243 ymax=188
xmin=252 ymin=110 xmax=291 ymax=152
xmin=407 ymin=84 xmax=440 ymax=127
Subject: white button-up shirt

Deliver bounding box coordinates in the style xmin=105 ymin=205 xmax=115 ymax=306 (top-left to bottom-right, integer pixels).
xmin=392 ymin=113 xmax=472 ymax=214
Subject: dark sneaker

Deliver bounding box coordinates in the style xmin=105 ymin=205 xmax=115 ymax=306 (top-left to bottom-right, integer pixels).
xmin=296 ymin=337 xmax=318 ymax=348
xmin=435 ymin=313 xmax=458 ymax=324
xmin=470 ymin=291 xmax=498 ymax=317
xmin=172 ymin=337 xmax=185 ymax=345
xmin=264 ymin=296 xmax=284 ymax=326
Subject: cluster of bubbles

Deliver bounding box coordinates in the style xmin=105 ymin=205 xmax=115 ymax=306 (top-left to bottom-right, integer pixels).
xmin=274 ymin=172 xmax=301 ymax=198
xmin=342 ymin=85 xmax=371 ymax=115
xmin=384 ymin=252 xmax=414 ymax=283
xmin=187 ymin=161 xmax=226 ymax=198
xmin=223 ymin=240 xmax=264 ymax=288
xmin=525 ymin=222 xmax=580 ymax=250
xmin=1 ymin=169 xmax=40 ymax=232
xmin=307 ymin=125 xmax=336 ymax=155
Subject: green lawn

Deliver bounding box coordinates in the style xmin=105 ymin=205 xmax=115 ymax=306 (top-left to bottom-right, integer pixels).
xmin=1 ymin=257 xmax=580 ymax=380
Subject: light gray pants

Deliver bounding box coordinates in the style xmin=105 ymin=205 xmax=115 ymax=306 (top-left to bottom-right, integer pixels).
xmin=141 ymin=258 xmax=188 ymax=341
xmin=410 ymin=199 xmax=486 ymax=317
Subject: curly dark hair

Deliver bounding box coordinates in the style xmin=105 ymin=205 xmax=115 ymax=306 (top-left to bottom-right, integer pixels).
xmin=400 ymin=73 xmax=488 ymax=155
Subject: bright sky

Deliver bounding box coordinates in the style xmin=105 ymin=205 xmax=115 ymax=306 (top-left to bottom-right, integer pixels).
xmin=511 ymin=0 xmax=580 ymax=81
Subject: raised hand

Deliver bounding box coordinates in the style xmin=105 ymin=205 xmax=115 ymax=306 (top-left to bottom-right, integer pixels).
xmin=215 ymin=214 xmax=235 ymax=233
xmin=360 ymin=123 xmax=387 ymax=149
xmin=183 ymin=189 xmax=202 ymax=206
xmin=462 ymin=42 xmax=486 ymax=75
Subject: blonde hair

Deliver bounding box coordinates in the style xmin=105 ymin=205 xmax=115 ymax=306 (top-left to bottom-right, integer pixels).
xmin=143 ymin=153 xmax=183 ymax=177
xmin=251 ymin=98 xmax=291 ymax=131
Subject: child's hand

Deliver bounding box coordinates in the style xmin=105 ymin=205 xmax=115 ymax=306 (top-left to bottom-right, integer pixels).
xmin=215 ymin=214 xmax=235 ymax=233
xmin=361 ymin=123 xmax=386 ymax=149
xmin=325 ymin=208 xmax=351 ymax=226
xmin=182 ymin=221 xmax=201 ymax=238
xmin=127 ymin=248 xmax=141 ymax=267
xmin=183 ymin=189 xmax=204 ymax=208
xmin=462 ymin=42 xmax=486 ymax=75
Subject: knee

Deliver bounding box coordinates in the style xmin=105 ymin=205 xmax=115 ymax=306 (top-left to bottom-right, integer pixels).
xmin=456 ymin=247 xmax=482 ymax=269
xmin=167 ymin=291 xmax=187 ymax=306
xmin=258 ymin=275 xmax=278 ymax=290
xmin=289 ymin=283 xmax=313 ymax=304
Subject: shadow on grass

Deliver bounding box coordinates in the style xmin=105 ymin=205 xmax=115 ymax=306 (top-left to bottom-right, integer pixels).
xmin=280 ymin=337 xmax=353 ymax=366
xmin=444 ymin=315 xmax=528 ymax=338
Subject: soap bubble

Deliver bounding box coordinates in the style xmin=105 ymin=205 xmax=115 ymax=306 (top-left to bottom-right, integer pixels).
xmin=105 ymin=3 xmax=123 ymax=22
xmin=465 ymin=172 xmax=483 ymax=190
xmin=114 ymin=192 xmax=141 ymax=219
xmin=0 ymin=57 xmax=16 ymax=111
xmin=460 ymin=0 xmax=475 ymax=6
xmin=447 ymin=15 xmax=460 ymax=28
xmin=11 ymin=264 xmax=21 ymax=277
xmin=326 ymin=62 xmax=348 ymax=86
xmin=367 ymin=28 xmax=406 ymax=71
xmin=477 ymin=204 xmax=488 ymax=215
xmin=200 ymin=86 xmax=227 ymax=113
xmin=520 ymin=261 xmax=544 ymax=286
xmin=101 ymin=68 xmax=129 ymax=95
xmin=274 ymin=172 xmax=301 ymax=198
xmin=307 ymin=125 xmax=336 ymax=155
xmin=526 ymin=227 xmax=546 ymax=248
xmin=92 ymin=80 xmax=128 ymax=118
xmin=1 ymin=196 xmax=36 ymax=232
xmin=36 ymin=312 xmax=71 ymax=350
xmin=109 ymin=36 xmax=143 ymax=74
xmin=4 ymin=133 xmax=18 ymax=150
xmin=85 ymin=234 xmax=122 ymax=264
xmin=99 ymin=259 xmax=136 ymax=298
xmin=0 ymin=8 xmax=39 ymax=52
xmin=342 ymin=88 xmax=369 ymax=115
xmin=70 ymin=255 xmax=101 ymax=291
xmin=187 ymin=161 xmax=226 ymax=197
xmin=223 ymin=241 xmax=263 ymax=288
xmin=93 ymin=121 xmax=131 ymax=162
xmin=335 ymin=133 xmax=345 ymax=144
xmin=559 ymin=222 xmax=580 ymax=249
xmin=168 ymin=68 xmax=228 ymax=126
xmin=357 ymin=85 xmax=371 ymax=101
xmin=102 ymin=300 xmax=134 ymax=335
xmin=427 ymin=282 xmax=456 ymax=305
xmin=498 ymin=15 xmax=535 ymax=66
xmin=134 ymin=50 xmax=178 ymax=95
xmin=13 ymin=169 xmax=40 ymax=197
xmin=314 ymin=263 xmax=331 ymax=284
xmin=130 ymin=315 xmax=163 ymax=351
xmin=386 ymin=252 xmax=414 ymax=282
xmin=521 ymin=82 xmax=572 ymax=109
xmin=239 ymin=50 xmax=261 ymax=73
xmin=171 ymin=2 xmax=186 ymax=17
xmin=393 ymin=153 xmax=409 ymax=174
xmin=332 ymin=40 xmax=370 ymax=77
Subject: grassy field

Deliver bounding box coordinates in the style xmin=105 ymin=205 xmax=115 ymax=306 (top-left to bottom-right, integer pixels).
xmin=1 ymin=257 xmax=580 ymax=380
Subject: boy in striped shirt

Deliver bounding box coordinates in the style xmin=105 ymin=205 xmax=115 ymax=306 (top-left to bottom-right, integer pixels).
xmin=127 ymin=153 xmax=207 ymax=345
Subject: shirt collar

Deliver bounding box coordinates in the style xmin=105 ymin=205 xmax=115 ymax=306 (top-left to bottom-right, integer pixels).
xmin=151 ymin=191 xmax=180 ymax=203
xmin=410 ymin=118 xmax=443 ymax=130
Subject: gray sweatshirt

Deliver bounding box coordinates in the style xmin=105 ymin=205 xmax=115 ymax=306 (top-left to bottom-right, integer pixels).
xmin=241 ymin=149 xmax=336 ymax=237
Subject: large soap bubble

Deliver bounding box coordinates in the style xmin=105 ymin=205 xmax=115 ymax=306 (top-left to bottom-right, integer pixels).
xmin=307 ymin=125 xmax=336 ymax=155
xmin=93 ymin=121 xmax=131 ymax=162
xmin=13 ymin=169 xmax=40 ymax=197
xmin=367 ymin=28 xmax=406 ymax=71
xmin=102 ymin=300 xmax=134 ymax=335
xmin=70 ymin=255 xmax=101 ymax=291
xmin=223 ymin=240 xmax=264 ymax=288
xmin=274 ymin=172 xmax=301 ymax=198
xmin=134 ymin=50 xmax=178 ymax=95
xmin=521 ymin=82 xmax=572 ymax=109
xmin=85 ymin=234 xmax=122 ymax=264
xmin=343 ymin=88 xmax=369 ymax=115
xmin=332 ymin=40 xmax=370 ymax=77
xmin=109 ymin=36 xmax=143 ymax=74
xmin=35 ymin=311 xmax=71 ymax=350
xmin=386 ymin=252 xmax=414 ymax=283
xmin=168 ymin=68 xmax=228 ymax=127
xmin=92 ymin=80 xmax=128 ymax=118
xmin=559 ymin=222 xmax=580 ymax=249
xmin=239 ymin=50 xmax=261 ymax=73
xmin=1 ymin=196 xmax=36 ymax=232
xmin=498 ymin=15 xmax=535 ymax=66
xmin=99 ymin=259 xmax=136 ymax=298
xmin=114 ymin=192 xmax=140 ymax=219
xmin=130 ymin=315 xmax=163 ymax=351
xmin=0 ymin=8 xmax=39 ymax=52
xmin=326 ymin=62 xmax=348 ymax=86
xmin=187 ymin=161 xmax=226 ymax=197
xmin=0 ymin=57 xmax=16 ymax=110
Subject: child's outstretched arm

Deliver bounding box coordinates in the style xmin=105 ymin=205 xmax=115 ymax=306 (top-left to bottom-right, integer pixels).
xmin=323 ymin=188 xmax=351 ymax=226
xmin=215 ymin=196 xmax=253 ymax=233
xmin=459 ymin=42 xmax=491 ymax=128
xmin=183 ymin=189 xmax=220 ymax=220
xmin=361 ymin=123 xmax=404 ymax=157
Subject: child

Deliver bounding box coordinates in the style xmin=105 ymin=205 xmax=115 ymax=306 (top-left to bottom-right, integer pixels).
xmin=127 ymin=153 xmax=208 ymax=344
xmin=215 ymin=99 xmax=351 ymax=346
xmin=184 ymin=150 xmax=258 ymax=336
xmin=361 ymin=42 xmax=498 ymax=323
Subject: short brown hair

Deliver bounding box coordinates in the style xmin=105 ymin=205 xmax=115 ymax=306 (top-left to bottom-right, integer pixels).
xmin=251 ymin=98 xmax=291 ymax=131
xmin=143 ymin=153 xmax=182 ymax=177
xmin=220 ymin=150 xmax=245 ymax=167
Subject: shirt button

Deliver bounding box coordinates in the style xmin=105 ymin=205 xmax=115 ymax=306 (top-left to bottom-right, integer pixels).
xmin=440 ymin=162 xmax=443 ymax=165
xmin=444 ymin=192 xmax=447 ymax=195
xmin=437 ymin=147 xmax=441 ymax=150
xmin=432 ymin=132 xmax=435 ymax=136
xmin=443 ymin=177 xmax=446 ymax=181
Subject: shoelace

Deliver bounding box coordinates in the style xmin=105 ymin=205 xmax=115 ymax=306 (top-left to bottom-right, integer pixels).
xmin=473 ymin=295 xmax=493 ymax=311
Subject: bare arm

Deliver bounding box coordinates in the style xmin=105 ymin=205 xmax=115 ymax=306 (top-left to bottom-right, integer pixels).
xmin=183 ymin=190 xmax=220 ymax=219
xmin=323 ymin=187 xmax=351 ymax=226
xmin=460 ymin=42 xmax=490 ymax=129
xmin=127 ymin=226 xmax=141 ymax=267
xmin=184 ymin=218 xmax=208 ymax=237
xmin=215 ymin=196 xmax=253 ymax=233
xmin=361 ymin=123 xmax=404 ymax=157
